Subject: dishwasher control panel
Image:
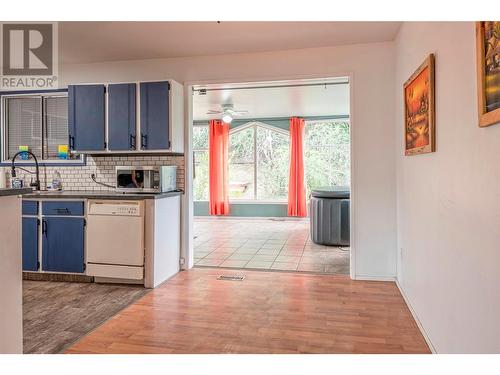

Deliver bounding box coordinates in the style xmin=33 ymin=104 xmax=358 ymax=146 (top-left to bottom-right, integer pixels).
xmin=88 ymin=201 xmax=143 ymax=216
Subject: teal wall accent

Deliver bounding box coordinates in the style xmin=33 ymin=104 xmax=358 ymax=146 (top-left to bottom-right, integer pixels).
xmin=194 ymin=201 xmax=289 ymax=217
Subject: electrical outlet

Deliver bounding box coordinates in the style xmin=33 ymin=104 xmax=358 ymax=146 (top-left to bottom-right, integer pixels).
xmin=179 ymin=258 xmax=185 ymax=265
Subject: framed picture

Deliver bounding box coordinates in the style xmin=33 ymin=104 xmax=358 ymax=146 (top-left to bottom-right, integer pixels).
xmin=476 ymin=21 xmax=500 ymax=128
xmin=404 ymin=54 xmax=435 ymax=156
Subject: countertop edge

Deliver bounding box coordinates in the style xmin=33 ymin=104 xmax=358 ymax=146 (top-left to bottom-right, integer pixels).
xmin=0 ymin=188 xmax=33 ymax=197
xmin=21 ymin=190 xmax=184 ymax=200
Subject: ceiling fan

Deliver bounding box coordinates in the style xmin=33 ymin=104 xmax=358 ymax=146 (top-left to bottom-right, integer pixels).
xmin=206 ymin=103 xmax=248 ymax=123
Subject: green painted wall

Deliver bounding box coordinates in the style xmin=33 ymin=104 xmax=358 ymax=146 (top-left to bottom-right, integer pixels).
xmin=194 ymin=201 xmax=289 ymax=217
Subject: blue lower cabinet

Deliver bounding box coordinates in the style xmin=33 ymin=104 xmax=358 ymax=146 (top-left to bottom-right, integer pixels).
xmin=42 ymin=217 xmax=85 ymax=273
xmin=22 ymin=201 xmax=38 ymax=216
xmin=22 ymin=217 xmax=39 ymax=271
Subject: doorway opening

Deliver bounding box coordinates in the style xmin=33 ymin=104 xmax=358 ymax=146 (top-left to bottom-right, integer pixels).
xmin=189 ymin=77 xmax=351 ymax=275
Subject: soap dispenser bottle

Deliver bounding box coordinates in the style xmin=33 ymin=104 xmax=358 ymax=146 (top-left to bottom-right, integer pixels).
xmin=51 ymin=171 xmax=62 ymax=191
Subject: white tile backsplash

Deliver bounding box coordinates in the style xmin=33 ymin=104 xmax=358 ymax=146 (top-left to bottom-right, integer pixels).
xmin=1 ymin=155 xmax=185 ymax=191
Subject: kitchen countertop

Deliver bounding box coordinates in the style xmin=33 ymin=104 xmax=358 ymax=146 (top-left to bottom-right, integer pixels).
xmin=0 ymin=188 xmax=34 ymax=197
xmin=22 ymin=190 xmax=183 ymax=200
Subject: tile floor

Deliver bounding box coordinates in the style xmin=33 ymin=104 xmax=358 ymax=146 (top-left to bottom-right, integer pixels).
xmin=194 ymin=217 xmax=350 ymax=274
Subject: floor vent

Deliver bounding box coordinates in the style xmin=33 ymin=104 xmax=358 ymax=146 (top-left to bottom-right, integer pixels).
xmin=217 ymin=275 xmax=245 ymax=281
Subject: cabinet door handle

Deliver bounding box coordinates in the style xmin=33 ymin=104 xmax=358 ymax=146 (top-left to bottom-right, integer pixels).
xmin=130 ymin=134 xmax=136 ymax=150
xmin=69 ymin=135 xmax=75 ymax=150
xmin=141 ymin=134 xmax=148 ymax=149
xmin=42 ymin=220 xmax=47 ymax=235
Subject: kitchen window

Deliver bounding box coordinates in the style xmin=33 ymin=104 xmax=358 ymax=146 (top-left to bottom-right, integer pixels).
xmin=1 ymin=93 xmax=82 ymax=164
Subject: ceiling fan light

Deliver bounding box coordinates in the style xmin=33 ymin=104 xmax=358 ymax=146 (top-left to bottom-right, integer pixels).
xmin=222 ymin=113 xmax=233 ymax=123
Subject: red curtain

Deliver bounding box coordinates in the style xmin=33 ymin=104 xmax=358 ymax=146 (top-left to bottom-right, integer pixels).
xmin=209 ymin=120 xmax=230 ymax=215
xmin=288 ymin=117 xmax=307 ymax=217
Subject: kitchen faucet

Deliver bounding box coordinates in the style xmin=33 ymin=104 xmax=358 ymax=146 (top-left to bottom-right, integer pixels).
xmin=11 ymin=151 xmax=41 ymax=191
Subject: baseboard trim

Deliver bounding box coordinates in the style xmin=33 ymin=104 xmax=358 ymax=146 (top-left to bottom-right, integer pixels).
xmin=23 ymin=272 xmax=93 ymax=283
xmin=396 ymin=279 xmax=437 ymax=354
xmin=194 ymin=216 xmax=308 ymax=222
xmin=354 ymin=275 xmax=396 ymax=281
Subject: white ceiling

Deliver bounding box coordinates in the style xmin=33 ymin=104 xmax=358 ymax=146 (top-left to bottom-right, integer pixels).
xmin=192 ymin=78 xmax=349 ymax=121
xmin=59 ymin=21 xmax=401 ymax=64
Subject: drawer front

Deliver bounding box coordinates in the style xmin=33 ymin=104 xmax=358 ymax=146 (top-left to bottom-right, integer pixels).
xmin=22 ymin=201 xmax=38 ymax=216
xmin=42 ymin=201 xmax=84 ymax=216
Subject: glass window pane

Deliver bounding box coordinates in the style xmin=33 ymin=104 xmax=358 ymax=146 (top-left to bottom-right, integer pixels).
xmin=256 ymin=126 xmax=289 ymax=201
xmin=228 ymin=163 xmax=254 ymax=200
xmin=229 ymin=127 xmax=254 ymax=163
xmin=229 ymin=126 xmax=255 ymax=200
xmin=193 ymin=125 xmax=209 ymax=150
xmin=43 ymin=96 xmax=79 ymax=160
xmin=193 ymin=150 xmax=209 ymax=201
xmin=304 ymin=120 xmax=350 ymax=197
xmin=6 ymin=97 xmax=42 ymax=160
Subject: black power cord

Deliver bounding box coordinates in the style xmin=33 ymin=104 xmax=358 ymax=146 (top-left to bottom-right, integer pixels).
xmin=90 ymin=173 xmax=115 ymax=189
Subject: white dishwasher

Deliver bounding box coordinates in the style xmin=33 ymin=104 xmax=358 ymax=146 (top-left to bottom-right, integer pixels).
xmin=86 ymin=200 xmax=145 ymax=281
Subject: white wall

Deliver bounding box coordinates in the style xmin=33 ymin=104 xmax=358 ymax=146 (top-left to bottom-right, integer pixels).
xmin=60 ymin=41 xmax=398 ymax=279
xmin=395 ymin=22 xmax=500 ymax=353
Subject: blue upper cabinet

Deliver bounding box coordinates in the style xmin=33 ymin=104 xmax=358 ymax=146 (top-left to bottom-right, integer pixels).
xmin=68 ymin=84 xmax=106 ymax=151
xmin=42 ymin=217 xmax=85 ymax=273
xmin=108 ymin=83 xmax=137 ymax=151
xmin=140 ymin=81 xmax=170 ymax=150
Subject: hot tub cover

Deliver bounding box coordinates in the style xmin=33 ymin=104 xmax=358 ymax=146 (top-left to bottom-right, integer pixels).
xmin=310 ymin=186 xmax=350 ymax=199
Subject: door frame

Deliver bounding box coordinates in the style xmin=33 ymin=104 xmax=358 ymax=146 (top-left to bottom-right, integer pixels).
xmin=181 ymin=71 xmax=356 ymax=279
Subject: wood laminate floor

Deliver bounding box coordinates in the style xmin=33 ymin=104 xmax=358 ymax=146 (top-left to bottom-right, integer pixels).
xmin=66 ymin=268 xmax=430 ymax=354
xmin=23 ymin=280 xmax=150 ymax=354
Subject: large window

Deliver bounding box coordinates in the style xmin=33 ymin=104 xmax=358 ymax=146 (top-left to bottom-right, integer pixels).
xmin=193 ymin=122 xmax=290 ymax=202
xmin=1 ymin=93 xmax=81 ymax=163
xmin=193 ymin=119 xmax=350 ymax=202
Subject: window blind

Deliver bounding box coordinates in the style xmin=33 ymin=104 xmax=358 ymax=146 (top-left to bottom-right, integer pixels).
xmin=44 ymin=96 xmax=69 ymax=160
xmin=6 ymin=97 xmax=42 ymax=160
